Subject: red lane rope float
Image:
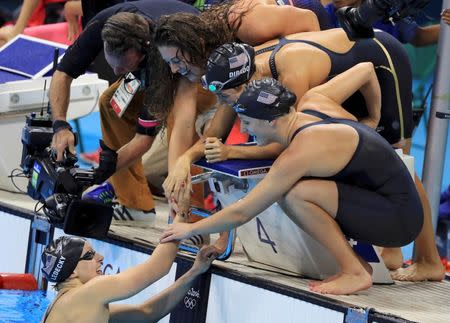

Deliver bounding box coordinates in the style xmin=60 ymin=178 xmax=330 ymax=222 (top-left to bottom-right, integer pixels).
xmin=0 ymin=273 xmax=38 ymax=291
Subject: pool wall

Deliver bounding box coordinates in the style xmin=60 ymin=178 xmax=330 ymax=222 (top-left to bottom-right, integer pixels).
xmin=0 ymin=202 xmax=405 ymax=323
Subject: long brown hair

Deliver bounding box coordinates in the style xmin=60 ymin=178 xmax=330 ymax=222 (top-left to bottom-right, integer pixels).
xmin=150 ymin=1 xmax=253 ymax=122
xmin=101 ymin=12 xmax=176 ymax=122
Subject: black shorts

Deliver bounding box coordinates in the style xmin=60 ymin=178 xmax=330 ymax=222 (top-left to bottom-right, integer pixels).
xmin=335 ymin=180 xmax=423 ymax=247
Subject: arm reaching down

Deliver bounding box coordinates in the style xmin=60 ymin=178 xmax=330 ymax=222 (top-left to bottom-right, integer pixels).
xmin=162 ymin=80 xmax=198 ymax=210
xmin=160 ymin=136 xmax=321 ymax=242
xmin=116 ymin=134 xmax=154 ymax=171
xmin=93 ymin=134 xmax=154 ymax=184
xmin=162 ymin=103 xmax=237 ymax=200
xmin=300 ymin=62 xmax=381 ymax=128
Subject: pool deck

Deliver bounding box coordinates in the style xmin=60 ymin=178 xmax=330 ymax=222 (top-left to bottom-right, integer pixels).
xmin=1 ymin=189 xmax=449 ymax=323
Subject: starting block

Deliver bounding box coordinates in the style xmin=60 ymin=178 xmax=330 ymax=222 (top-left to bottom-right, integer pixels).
xmin=194 ymin=157 xmax=393 ymax=284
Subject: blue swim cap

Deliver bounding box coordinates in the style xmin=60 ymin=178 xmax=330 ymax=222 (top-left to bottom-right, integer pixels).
xmin=234 ymin=78 xmax=297 ymax=121
xmin=41 ymin=236 xmax=86 ymax=283
xmin=202 ymin=42 xmax=256 ymax=92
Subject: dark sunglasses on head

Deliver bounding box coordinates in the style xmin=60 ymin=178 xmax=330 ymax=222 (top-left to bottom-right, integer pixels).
xmin=79 ymin=249 xmax=96 ymax=262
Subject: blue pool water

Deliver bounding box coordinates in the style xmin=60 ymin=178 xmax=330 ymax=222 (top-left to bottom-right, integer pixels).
xmin=0 ymin=290 xmax=53 ymax=323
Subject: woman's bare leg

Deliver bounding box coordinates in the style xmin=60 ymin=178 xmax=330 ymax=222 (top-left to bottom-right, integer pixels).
xmin=384 ymin=139 xmax=445 ymax=280
xmin=281 ymin=179 xmax=372 ymax=295
xmin=390 ymin=175 xmax=445 ymax=281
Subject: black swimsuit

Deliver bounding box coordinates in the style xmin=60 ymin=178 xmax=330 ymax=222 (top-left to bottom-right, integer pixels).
xmin=290 ymin=110 xmax=423 ymax=247
xmin=256 ymin=31 xmax=413 ymax=144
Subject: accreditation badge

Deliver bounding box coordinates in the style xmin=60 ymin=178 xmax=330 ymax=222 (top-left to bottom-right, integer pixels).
xmin=110 ymin=73 xmax=141 ymax=117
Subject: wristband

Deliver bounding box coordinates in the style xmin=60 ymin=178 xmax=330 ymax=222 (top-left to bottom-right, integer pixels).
xmin=53 ymin=120 xmax=73 ymax=134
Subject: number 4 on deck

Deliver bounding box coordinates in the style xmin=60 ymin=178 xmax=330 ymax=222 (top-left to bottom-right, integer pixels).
xmin=256 ymin=217 xmax=278 ymax=253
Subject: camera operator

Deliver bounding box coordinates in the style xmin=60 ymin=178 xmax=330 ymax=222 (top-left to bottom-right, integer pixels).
xmin=49 ymin=0 xmax=199 ymax=224
xmin=325 ymin=0 xmax=450 ymax=45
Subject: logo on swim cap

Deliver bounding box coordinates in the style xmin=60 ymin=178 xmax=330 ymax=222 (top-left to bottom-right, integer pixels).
xmin=257 ymin=91 xmax=278 ymax=105
xmin=229 ymin=65 xmax=250 ymax=79
xmin=228 ymin=53 xmax=248 ymax=69
xmin=51 ymin=256 xmax=67 ymax=281
xmin=42 ymin=254 xmax=57 ymax=276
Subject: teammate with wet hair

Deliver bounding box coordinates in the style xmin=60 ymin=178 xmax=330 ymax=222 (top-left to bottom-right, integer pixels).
xmin=154 ymin=0 xmax=328 ymax=218
xmin=161 ymin=64 xmax=423 ymax=295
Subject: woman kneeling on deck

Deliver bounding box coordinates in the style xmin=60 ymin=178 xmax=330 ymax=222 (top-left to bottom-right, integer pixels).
xmin=160 ymin=63 xmax=423 ymax=295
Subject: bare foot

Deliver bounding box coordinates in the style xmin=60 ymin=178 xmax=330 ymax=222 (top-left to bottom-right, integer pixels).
xmin=309 ymin=274 xmax=341 ymax=288
xmin=311 ymin=257 xmax=373 ymax=288
xmin=380 ymin=247 xmax=404 ymax=270
xmin=390 ymin=261 xmax=445 ymax=282
xmin=310 ymin=270 xmax=372 ymax=295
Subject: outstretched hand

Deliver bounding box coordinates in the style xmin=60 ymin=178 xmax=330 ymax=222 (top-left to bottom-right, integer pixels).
xmin=160 ymin=222 xmax=194 ymax=243
xmin=191 ymin=245 xmax=218 ymax=275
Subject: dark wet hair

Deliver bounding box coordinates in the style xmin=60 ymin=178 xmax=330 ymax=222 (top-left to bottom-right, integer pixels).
xmin=101 ymin=12 xmax=176 ymax=123
xmin=150 ymin=1 xmax=252 ymax=122
xmin=200 ymin=0 xmax=252 ymax=45
xmin=155 ymin=12 xmax=232 ymax=70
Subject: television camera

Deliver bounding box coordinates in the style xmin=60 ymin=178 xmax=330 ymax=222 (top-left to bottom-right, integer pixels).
xmin=337 ymin=0 xmax=430 ymax=40
xmin=20 ymin=112 xmax=112 ymax=238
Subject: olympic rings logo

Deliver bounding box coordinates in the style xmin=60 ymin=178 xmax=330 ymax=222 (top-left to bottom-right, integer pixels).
xmin=184 ymin=296 xmax=197 ymax=309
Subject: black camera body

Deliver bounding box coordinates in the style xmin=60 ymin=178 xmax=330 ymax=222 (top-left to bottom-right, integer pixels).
xmin=337 ymin=0 xmax=430 ymax=40
xmin=20 ymin=113 xmax=112 ymax=238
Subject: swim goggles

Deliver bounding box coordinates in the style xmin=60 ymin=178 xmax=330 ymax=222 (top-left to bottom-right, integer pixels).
xmin=201 ymin=75 xmax=237 ymax=93
xmin=79 ymin=249 xmax=96 ymax=262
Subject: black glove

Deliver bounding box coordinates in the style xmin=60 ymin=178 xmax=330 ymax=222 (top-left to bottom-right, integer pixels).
xmin=93 ymin=140 xmax=118 ymax=184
